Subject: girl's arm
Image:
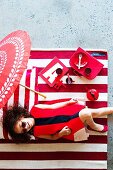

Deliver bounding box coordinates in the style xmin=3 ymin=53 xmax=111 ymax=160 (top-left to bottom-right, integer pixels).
xmin=37 ymin=126 xmax=71 ymax=140
xmin=35 ymin=98 xmax=78 ymax=109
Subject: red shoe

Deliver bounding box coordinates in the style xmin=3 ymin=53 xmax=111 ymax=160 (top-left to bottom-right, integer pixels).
xmin=87 ymin=125 xmax=108 ymax=132
xmin=101 ymin=125 xmax=108 ymax=132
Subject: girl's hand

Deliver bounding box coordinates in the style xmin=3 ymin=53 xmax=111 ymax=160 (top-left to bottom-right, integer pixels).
xmin=59 ymin=126 xmax=71 ymax=137
xmin=69 ymin=98 xmax=86 ymax=106
xmin=38 ymin=126 xmax=71 ymax=140
xmin=68 ymin=98 xmax=78 ymax=104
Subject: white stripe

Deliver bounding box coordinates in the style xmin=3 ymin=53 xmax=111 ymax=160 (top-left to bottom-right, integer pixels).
xmin=0 ymin=160 xmax=107 ymax=169
xmin=20 ymin=69 xmax=27 ymax=84
xmin=88 ymin=130 xmax=107 ymax=135
xmin=27 ymin=59 xmax=108 ymax=69
xmin=38 ymin=92 xmax=108 ymax=101
xmin=29 ymin=67 xmax=36 ymax=111
xmin=0 ymin=126 xmax=4 ymax=139
xmin=7 ymin=93 xmax=14 ymax=106
xmin=19 ymin=70 xmax=26 ymax=107
xmin=0 ymin=143 xmax=107 ymax=152
xmin=38 ymin=75 xmax=108 ymax=84
xmin=18 ymin=86 xmax=26 ymax=107
xmin=98 ymin=59 xmax=108 ymax=68
xmin=74 ymin=75 xmax=108 ymax=84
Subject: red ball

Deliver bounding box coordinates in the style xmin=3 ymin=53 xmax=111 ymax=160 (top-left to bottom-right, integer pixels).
xmin=87 ymin=89 xmax=99 ymax=101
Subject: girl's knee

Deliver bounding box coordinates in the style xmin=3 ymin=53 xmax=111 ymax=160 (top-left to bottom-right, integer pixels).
xmin=79 ymin=108 xmax=92 ymax=121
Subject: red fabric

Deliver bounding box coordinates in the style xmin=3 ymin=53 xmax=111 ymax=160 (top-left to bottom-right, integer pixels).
xmin=30 ymin=103 xmax=85 ymax=141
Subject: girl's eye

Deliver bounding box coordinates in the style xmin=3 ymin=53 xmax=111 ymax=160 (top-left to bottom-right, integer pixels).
xmin=21 ymin=122 xmax=27 ymax=133
xmin=21 ymin=122 xmax=26 ymax=128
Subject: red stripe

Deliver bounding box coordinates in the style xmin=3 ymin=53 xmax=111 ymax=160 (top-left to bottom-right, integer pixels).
xmin=36 ymin=135 xmax=107 ymax=144
xmin=98 ymin=68 xmax=108 ymax=76
xmin=71 ymin=67 xmax=108 ymax=76
xmin=14 ymin=85 xmax=19 ymax=104
xmin=38 ymin=84 xmax=107 ymax=93
xmin=0 ymin=152 xmax=107 ymax=160
xmin=61 ymin=135 xmax=107 ymax=144
xmin=93 ymin=118 xmax=107 ymax=124
xmin=30 ymin=50 xmax=78 ymax=59
xmin=0 ymin=135 xmax=107 ymax=144
xmin=69 ymin=67 xmax=108 ymax=76
xmin=30 ymin=50 xmax=108 ymax=60
xmin=85 ymin=135 xmax=107 ymax=143
xmin=34 ymin=67 xmax=39 ymax=105
xmin=86 ymin=101 xmax=108 ymax=108
xmin=47 ymin=136 xmax=106 ymax=143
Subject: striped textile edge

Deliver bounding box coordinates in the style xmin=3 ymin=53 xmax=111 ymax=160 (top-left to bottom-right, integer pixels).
xmin=0 ymin=49 xmax=108 ymax=170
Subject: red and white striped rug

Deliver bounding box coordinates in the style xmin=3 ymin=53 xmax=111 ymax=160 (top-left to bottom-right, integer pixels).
xmin=0 ymin=49 xmax=108 ymax=170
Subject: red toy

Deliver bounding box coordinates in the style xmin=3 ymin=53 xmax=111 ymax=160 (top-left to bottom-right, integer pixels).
xmin=87 ymin=89 xmax=99 ymax=101
xmin=39 ymin=57 xmax=69 ymax=87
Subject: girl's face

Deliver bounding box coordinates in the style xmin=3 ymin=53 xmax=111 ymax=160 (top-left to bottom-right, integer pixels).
xmin=14 ymin=117 xmax=35 ymax=134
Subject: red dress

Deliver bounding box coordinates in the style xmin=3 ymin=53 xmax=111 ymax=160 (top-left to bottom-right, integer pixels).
xmin=30 ymin=103 xmax=89 ymax=141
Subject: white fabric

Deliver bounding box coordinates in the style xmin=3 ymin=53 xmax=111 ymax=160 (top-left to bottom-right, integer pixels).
xmin=74 ymin=128 xmax=89 ymax=141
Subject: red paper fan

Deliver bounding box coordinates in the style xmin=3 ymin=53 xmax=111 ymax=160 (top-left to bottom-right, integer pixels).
xmin=0 ymin=30 xmax=31 ymax=108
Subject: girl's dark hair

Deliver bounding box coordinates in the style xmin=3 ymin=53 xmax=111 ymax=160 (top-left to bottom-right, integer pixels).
xmin=3 ymin=104 xmax=33 ymax=143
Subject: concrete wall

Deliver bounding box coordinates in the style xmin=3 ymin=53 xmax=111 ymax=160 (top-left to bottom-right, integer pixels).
xmin=0 ymin=0 xmax=113 ymax=169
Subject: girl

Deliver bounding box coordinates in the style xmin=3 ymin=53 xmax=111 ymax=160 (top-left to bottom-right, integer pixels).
xmin=4 ymin=98 xmax=112 ymax=142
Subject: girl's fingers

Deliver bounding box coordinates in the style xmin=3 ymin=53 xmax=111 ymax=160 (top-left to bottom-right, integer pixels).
xmin=64 ymin=126 xmax=68 ymax=129
xmin=72 ymin=98 xmax=78 ymax=102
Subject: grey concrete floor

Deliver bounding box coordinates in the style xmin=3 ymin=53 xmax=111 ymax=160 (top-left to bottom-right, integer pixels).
xmin=0 ymin=0 xmax=113 ymax=169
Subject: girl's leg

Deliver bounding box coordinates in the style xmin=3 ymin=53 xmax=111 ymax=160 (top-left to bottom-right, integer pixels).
xmin=79 ymin=107 xmax=113 ymax=131
xmin=87 ymin=107 xmax=113 ymax=118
